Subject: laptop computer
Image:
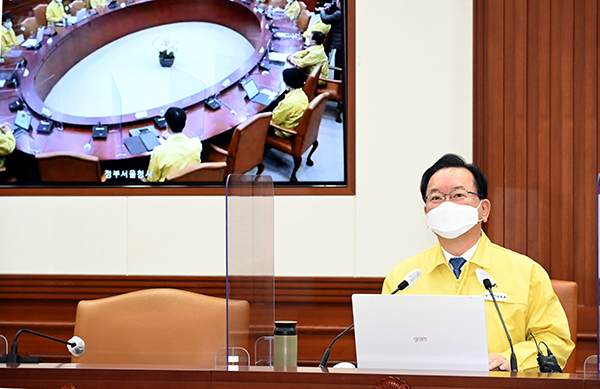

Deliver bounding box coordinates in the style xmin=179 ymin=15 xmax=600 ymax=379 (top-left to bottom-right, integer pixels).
xmin=22 ymin=27 xmax=45 ymax=49
xmin=67 ymin=8 xmax=87 ymax=25
xmin=352 ymin=294 xmax=489 ymax=372
xmin=242 ymin=79 xmax=277 ymax=106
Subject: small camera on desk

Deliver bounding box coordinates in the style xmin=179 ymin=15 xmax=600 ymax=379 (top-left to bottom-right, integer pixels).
xmin=205 ymin=96 xmax=221 ymax=110
xmin=154 ymin=116 xmax=167 ymax=129
xmin=8 ymin=99 xmax=23 ymax=112
xmin=92 ymin=123 xmax=108 ymax=139
xmin=37 ymin=118 xmax=54 ymax=134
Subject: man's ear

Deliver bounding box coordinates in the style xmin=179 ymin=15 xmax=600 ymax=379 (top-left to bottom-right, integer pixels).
xmin=479 ymin=199 xmax=491 ymax=223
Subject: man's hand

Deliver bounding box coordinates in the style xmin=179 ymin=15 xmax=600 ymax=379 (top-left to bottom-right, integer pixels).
xmin=0 ymin=122 xmax=13 ymax=134
xmin=488 ymin=353 xmax=510 ymax=371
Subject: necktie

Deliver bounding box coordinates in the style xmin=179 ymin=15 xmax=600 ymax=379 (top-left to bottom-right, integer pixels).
xmin=449 ymin=257 xmax=466 ymax=279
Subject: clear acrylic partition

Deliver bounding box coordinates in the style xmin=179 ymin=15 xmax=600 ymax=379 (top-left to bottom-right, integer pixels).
xmin=168 ymin=68 xmax=206 ymax=140
xmin=223 ymin=174 xmax=275 ymax=368
xmin=110 ymin=76 xmax=125 ymax=158
xmin=590 ymin=173 xmax=600 ymax=377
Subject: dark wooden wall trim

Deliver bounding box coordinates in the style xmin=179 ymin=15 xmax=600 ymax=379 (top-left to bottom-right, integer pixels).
xmin=0 ymin=275 xmax=593 ymax=372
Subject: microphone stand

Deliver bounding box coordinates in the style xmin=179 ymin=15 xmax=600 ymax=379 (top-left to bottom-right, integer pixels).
xmin=0 ymin=328 xmax=77 ymax=364
xmin=318 ymin=282 xmax=406 ymax=368
xmin=483 ymin=280 xmax=518 ymax=372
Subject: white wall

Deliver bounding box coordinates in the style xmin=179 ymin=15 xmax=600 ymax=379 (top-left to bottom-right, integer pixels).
xmin=0 ymin=0 xmax=473 ymax=277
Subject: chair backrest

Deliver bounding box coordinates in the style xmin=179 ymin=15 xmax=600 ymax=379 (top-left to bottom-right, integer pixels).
xmin=269 ymin=0 xmax=286 ymax=8
xmin=70 ymin=0 xmax=85 ymax=15
xmin=165 ymin=161 xmax=226 ymax=182
xmin=226 ymin=112 xmax=271 ymax=176
xmin=36 ymin=152 xmax=102 ymax=182
xmin=72 ymin=288 xmax=250 ymax=365
xmin=33 ymin=4 xmax=47 ymax=27
xmin=551 ymin=279 xmax=578 ymax=373
xmin=297 ymin=9 xmax=310 ymax=31
xmin=18 ymin=17 xmax=40 ymax=39
xmin=298 ymin=1 xmax=307 ymax=13
xmin=293 ymin=92 xmax=329 ymax=155
xmin=303 ymin=63 xmax=322 ymax=101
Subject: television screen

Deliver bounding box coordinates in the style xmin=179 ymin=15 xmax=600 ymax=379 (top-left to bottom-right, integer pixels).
xmin=0 ymin=0 xmax=353 ymax=193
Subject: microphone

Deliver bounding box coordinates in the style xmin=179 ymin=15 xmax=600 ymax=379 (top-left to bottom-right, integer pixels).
xmin=0 ymin=329 xmax=85 ymax=364
xmin=318 ymin=269 xmax=422 ymax=368
xmin=390 ymin=268 xmax=422 ymax=294
xmin=476 ymin=269 xmax=518 ymax=372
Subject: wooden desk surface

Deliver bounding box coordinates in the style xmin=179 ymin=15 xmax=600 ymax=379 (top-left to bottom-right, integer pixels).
xmin=0 ymin=0 xmax=302 ymax=162
xmin=0 ymin=364 xmax=599 ymax=389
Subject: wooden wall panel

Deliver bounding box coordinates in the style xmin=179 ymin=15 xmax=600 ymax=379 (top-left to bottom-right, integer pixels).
xmin=0 ymin=275 xmax=593 ymax=372
xmin=474 ymin=0 xmax=599 ymax=316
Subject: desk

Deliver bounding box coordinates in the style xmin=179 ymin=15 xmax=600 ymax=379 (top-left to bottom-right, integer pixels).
xmin=0 ymin=0 xmax=302 ymax=164
xmin=0 ymin=364 xmax=599 ymax=389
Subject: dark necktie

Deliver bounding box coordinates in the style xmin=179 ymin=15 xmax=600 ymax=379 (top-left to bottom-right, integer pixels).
xmin=449 ymin=257 xmax=466 ymax=279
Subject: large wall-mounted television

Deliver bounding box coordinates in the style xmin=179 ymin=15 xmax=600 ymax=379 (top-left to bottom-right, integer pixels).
xmin=0 ymin=0 xmax=354 ymax=195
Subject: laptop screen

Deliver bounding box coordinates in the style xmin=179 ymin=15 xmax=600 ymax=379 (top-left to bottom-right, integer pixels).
xmin=35 ymin=27 xmax=45 ymax=44
xmin=242 ymin=79 xmax=259 ymax=100
xmin=352 ymin=294 xmax=489 ymax=372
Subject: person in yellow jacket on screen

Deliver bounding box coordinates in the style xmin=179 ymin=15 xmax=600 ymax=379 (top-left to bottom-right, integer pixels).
xmin=270 ymin=68 xmax=308 ymax=139
xmin=382 ymin=153 xmax=574 ymax=372
xmin=284 ymin=0 xmax=300 ymax=21
xmin=146 ymin=107 xmax=202 ymax=182
xmin=0 ymin=122 xmax=16 ymax=169
xmin=46 ymin=0 xmax=67 ymax=27
xmin=2 ymin=13 xmax=19 ymax=54
xmin=289 ymin=31 xmax=329 ymax=85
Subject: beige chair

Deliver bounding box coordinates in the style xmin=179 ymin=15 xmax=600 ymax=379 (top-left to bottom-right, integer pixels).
xmin=165 ymin=161 xmax=227 ymax=182
xmin=303 ymin=63 xmax=323 ymax=101
xmin=18 ymin=17 xmax=40 ymax=39
xmin=296 ymin=9 xmax=310 ymax=32
xmin=316 ymin=65 xmax=343 ymax=123
xmin=550 ymin=280 xmax=578 ymax=373
xmin=267 ymin=92 xmax=329 ymax=181
xmin=72 ymin=288 xmax=250 ymax=365
xmin=33 ymin=4 xmax=48 ymax=27
xmin=204 ymin=112 xmax=271 ymax=177
xmin=36 ymin=152 xmax=104 ymax=182
xmin=69 ymin=0 xmax=86 ymax=15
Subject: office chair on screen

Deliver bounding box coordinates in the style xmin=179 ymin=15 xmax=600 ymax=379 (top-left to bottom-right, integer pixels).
xmin=203 ymin=112 xmax=271 ymax=176
xmin=32 ymin=4 xmax=48 ymax=28
xmin=296 ymin=10 xmax=311 ymax=32
xmin=302 ymin=63 xmax=323 ymax=101
xmin=71 ymin=288 xmax=250 ymax=365
xmin=165 ymin=161 xmax=227 ymax=182
xmin=18 ymin=17 xmax=40 ymax=39
xmin=550 ymin=280 xmax=578 ymax=373
xmin=36 ymin=152 xmax=104 ymax=182
xmin=316 ymin=65 xmax=343 ymax=123
xmin=267 ymin=92 xmax=329 ymax=182
xmin=69 ymin=0 xmax=86 ymax=15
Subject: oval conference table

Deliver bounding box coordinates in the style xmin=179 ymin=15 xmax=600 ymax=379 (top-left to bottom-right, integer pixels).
xmin=0 ymin=0 xmax=303 ymax=177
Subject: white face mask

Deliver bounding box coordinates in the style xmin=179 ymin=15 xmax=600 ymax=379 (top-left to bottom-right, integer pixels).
xmin=426 ymin=201 xmax=482 ymax=239
xmin=4 ymin=21 xmax=12 ymax=29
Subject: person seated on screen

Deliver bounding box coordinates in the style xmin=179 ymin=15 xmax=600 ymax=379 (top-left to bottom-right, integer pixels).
xmin=382 ymin=154 xmax=574 ymax=372
xmin=0 ymin=122 xmax=16 ymax=169
xmin=270 ymin=68 xmax=308 ymax=139
xmin=284 ymin=0 xmax=301 ymax=21
xmin=302 ymin=20 xmax=330 ymax=41
xmin=289 ymin=31 xmax=329 ymax=85
xmin=46 ymin=0 xmax=67 ymax=27
xmin=2 ymin=13 xmax=19 ymax=54
xmin=90 ymin=0 xmax=107 ymax=10
xmin=146 ymin=107 xmax=202 ymax=182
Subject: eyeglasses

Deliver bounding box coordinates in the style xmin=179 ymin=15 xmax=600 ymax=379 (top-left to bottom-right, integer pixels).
xmin=425 ymin=189 xmax=482 ymax=204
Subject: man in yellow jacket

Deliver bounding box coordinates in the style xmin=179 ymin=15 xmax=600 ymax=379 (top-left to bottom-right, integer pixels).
xmin=382 ymin=154 xmax=574 ymax=372
xmin=270 ymin=68 xmax=308 ymax=139
xmin=2 ymin=13 xmax=19 ymax=54
xmin=289 ymin=31 xmax=329 ymax=84
xmin=147 ymin=107 xmax=202 ymax=182
xmin=46 ymin=0 xmax=67 ymax=27
xmin=0 ymin=122 xmax=16 ymax=169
